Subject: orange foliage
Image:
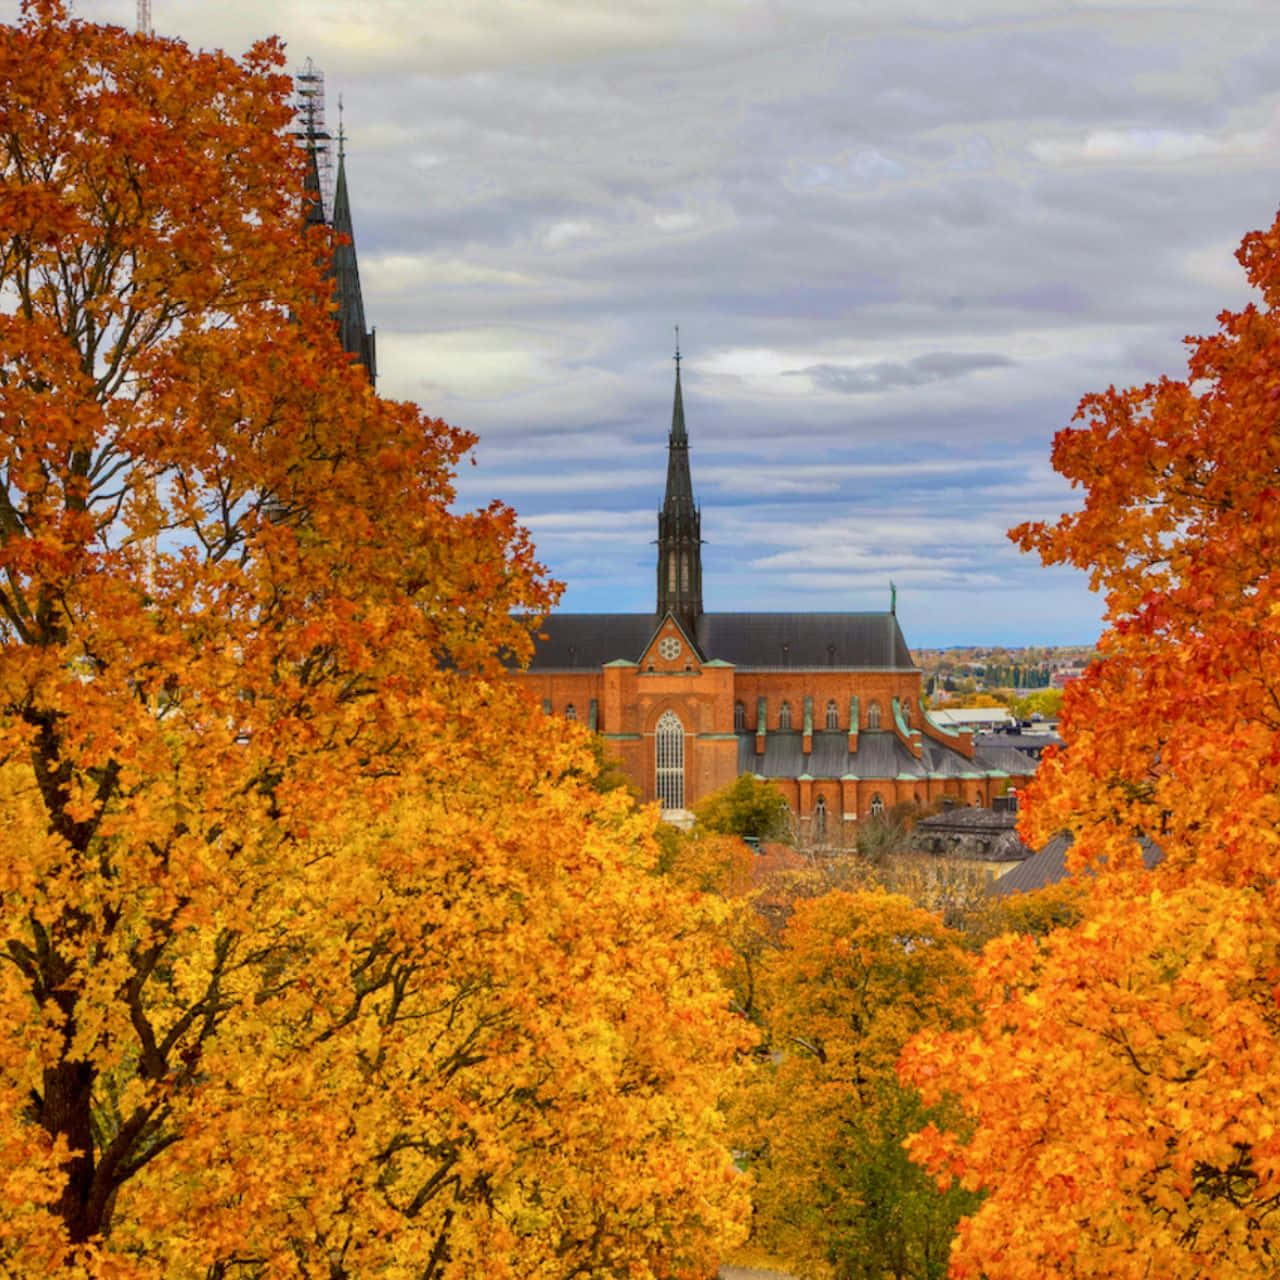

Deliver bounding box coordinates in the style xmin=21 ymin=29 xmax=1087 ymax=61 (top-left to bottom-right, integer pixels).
xmin=0 ymin=5 xmax=746 ymax=1275
xmin=903 ymin=881 xmax=1280 ymax=1279
xmin=903 ymin=205 xmax=1280 ymax=1277
xmin=1009 ymin=215 xmax=1280 ymax=886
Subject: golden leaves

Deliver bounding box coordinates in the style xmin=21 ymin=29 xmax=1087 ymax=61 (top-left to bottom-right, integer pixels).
xmin=0 ymin=5 xmax=745 ymax=1275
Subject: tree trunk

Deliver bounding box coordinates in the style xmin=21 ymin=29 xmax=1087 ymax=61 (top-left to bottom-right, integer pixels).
xmin=43 ymin=1053 xmax=97 ymax=1243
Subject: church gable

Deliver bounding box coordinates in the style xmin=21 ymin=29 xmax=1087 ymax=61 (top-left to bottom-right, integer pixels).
xmin=639 ymin=612 xmax=703 ymax=673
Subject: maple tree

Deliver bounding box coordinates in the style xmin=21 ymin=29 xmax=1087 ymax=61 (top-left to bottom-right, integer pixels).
xmin=0 ymin=5 xmax=747 ymax=1275
xmin=736 ymin=889 xmax=975 ymax=1279
xmin=901 ymin=207 xmax=1280 ymax=1277
xmin=903 ymin=879 xmax=1280 ymax=1280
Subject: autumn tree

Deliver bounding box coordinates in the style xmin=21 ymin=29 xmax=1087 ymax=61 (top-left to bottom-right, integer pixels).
xmin=737 ymin=890 xmax=976 ymax=1279
xmin=903 ymin=879 xmax=1280 ymax=1280
xmin=0 ymin=5 xmax=746 ymax=1275
xmin=902 ymin=207 xmax=1280 ymax=1276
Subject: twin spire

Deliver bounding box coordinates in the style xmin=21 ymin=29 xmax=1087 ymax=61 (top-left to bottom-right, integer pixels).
xmin=297 ymin=60 xmax=376 ymax=384
xmin=657 ymin=331 xmax=703 ymax=633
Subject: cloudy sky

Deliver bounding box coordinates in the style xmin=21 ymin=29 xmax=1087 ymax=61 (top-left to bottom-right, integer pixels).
xmin=50 ymin=1 xmax=1280 ymax=644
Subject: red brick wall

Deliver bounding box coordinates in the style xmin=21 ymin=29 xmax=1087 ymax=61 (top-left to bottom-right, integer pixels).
xmin=510 ymin=662 xmax=1031 ymax=816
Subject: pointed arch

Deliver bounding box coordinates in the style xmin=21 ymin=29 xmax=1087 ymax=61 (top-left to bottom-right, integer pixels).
xmin=734 ymin=700 xmax=746 ymax=732
xmin=655 ymin=710 xmax=685 ymax=811
xmin=778 ymin=700 xmax=792 ymax=731
xmin=814 ymin=794 xmax=828 ymax=841
xmin=870 ymin=792 xmax=885 ymax=817
xmin=564 ymin=703 xmax=577 ymax=721
xmin=867 ymin=700 xmax=882 ymax=730
xmin=825 ymin=699 xmax=839 ymax=730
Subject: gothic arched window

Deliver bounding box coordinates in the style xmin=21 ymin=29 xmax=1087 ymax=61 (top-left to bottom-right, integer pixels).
xmin=778 ymin=701 xmax=792 ymax=731
xmin=734 ymin=700 xmax=746 ymax=731
xmin=814 ymin=794 xmax=828 ymax=840
xmin=564 ymin=703 xmax=577 ymax=721
xmin=656 ymin=710 xmax=685 ymax=811
xmin=867 ymin=700 xmax=882 ymax=730
xmin=825 ymin=699 xmax=839 ymax=730
xmin=902 ymin=701 xmax=912 ymax=728
xmin=870 ymin=792 xmax=885 ymax=817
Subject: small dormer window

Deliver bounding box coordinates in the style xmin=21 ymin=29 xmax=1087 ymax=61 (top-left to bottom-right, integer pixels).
xmin=825 ymin=699 xmax=839 ymax=730
xmin=565 ymin=703 xmax=577 ymax=721
xmin=778 ymin=701 xmax=792 ymax=731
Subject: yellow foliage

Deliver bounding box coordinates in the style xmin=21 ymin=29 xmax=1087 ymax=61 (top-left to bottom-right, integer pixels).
xmin=0 ymin=6 xmax=747 ymax=1274
xmin=738 ymin=889 xmax=975 ymax=1277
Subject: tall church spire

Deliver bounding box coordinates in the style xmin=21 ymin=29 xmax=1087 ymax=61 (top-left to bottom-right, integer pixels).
xmin=656 ymin=332 xmax=703 ymax=633
xmin=330 ymin=122 xmax=377 ymax=383
xmin=293 ymin=63 xmax=376 ymax=385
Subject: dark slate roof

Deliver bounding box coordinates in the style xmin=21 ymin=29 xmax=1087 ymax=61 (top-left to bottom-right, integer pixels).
xmin=992 ymin=833 xmax=1163 ymax=896
xmin=698 ymin=613 xmax=914 ymax=669
xmin=911 ymin=808 xmax=1034 ymax=864
xmin=736 ymin=730 xmax=1022 ymax=782
xmin=920 ymin=741 xmax=980 ymax=778
xmin=527 ymin=614 xmax=656 ymax=669
xmin=971 ymin=743 xmax=1042 ymax=775
xmin=917 ymin=808 xmax=1020 ymax=834
xmin=526 ymin=612 xmax=915 ymax=671
xmin=976 ymin=731 xmax=1063 ymax=755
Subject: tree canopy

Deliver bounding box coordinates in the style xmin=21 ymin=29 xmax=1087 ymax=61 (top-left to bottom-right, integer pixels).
xmin=902 ymin=206 xmax=1280 ymax=1277
xmin=0 ymin=5 xmax=746 ymax=1274
xmin=740 ymin=890 xmax=976 ymax=1280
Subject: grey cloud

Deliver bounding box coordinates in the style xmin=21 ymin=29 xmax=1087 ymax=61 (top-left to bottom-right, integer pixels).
xmin=58 ymin=0 xmax=1280 ymax=644
xmin=792 ymin=353 xmax=1016 ymax=394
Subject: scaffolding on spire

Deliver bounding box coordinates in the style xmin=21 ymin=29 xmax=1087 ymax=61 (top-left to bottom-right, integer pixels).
xmin=293 ymin=58 xmax=334 ymax=222
xmin=136 ymin=0 xmax=151 ymax=35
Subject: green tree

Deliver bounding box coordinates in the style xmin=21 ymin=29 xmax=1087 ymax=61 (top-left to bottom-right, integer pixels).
xmin=694 ymin=773 xmax=792 ymax=843
xmin=1010 ymin=688 xmax=1063 ymax=720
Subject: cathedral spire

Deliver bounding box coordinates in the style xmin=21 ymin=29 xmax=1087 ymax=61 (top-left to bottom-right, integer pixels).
xmin=657 ymin=333 xmax=703 ymax=632
xmin=331 ymin=137 xmax=377 ymax=383
xmin=294 ymin=61 xmax=376 ymax=385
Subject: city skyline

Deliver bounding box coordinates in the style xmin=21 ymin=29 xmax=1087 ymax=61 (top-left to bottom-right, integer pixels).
xmin=45 ymin=0 xmax=1280 ymax=644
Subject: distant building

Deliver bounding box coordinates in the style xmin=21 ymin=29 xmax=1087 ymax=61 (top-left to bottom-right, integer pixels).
xmin=928 ymin=707 xmax=1015 ymax=732
xmin=512 ymin=354 xmax=1037 ymax=834
xmin=910 ymin=805 xmax=1034 ymax=879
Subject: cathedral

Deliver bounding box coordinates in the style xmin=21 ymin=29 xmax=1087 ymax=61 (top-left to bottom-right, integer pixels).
xmin=512 ymin=356 xmax=1037 ymax=837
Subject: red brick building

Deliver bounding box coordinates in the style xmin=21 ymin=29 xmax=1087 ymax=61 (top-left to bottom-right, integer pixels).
xmin=513 ymin=356 xmax=1035 ymax=838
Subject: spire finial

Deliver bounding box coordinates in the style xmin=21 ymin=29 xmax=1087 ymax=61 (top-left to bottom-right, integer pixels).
xmin=338 ymin=93 xmax=346 ymax=161
xmin=674 ymin=324 xmax=680 ymax=371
